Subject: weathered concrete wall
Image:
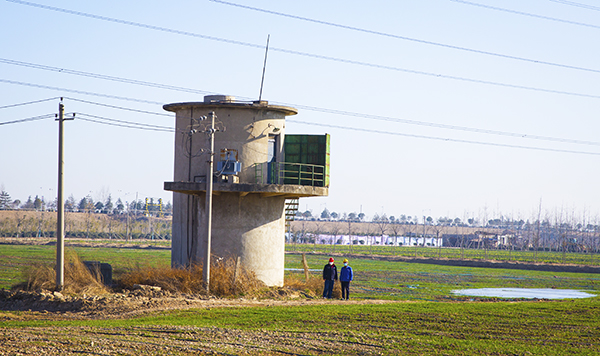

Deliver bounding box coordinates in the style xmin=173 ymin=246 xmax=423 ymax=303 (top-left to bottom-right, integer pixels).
xmin=196 ymin=192 xmax=286 ymax=286
xmin=172 ymin=104 xmax=289 ymax=185
xmin=166 ymin=99 xmax=297 ymax=286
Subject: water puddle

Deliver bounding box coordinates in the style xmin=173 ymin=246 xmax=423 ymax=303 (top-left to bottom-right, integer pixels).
xmin=285 ymin=268 xmax=321 ymax=272
xmin=452 ymin=288 xmax=596 ymax=299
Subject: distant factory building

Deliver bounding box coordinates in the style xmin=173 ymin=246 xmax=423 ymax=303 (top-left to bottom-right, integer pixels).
xmin=164 ymin=95 xmax=329 ymax=286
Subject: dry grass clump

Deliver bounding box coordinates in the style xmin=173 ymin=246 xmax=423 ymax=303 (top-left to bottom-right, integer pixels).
xmin=285 ymin=274 xmax=341 ymax=299
xmin=209 ymin=257 xmax=265 ymax=297
xmin=15 ymin=251 xmax=108 ymax=295
xmin=117 ymin=256 xmax=265 ymax=297
xmin=117 ymin=264 xmax=205 ymax=294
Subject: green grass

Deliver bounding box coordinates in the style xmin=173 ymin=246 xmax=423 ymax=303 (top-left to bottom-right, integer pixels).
xmin=0 ymin=244 xmax=170 ymax=289
xmin=1 ymin=243 xmax=600 ymax=354
xmin=2 ymin=244 xmax=599 ymax=301
xmin=2 ymin=300 xmax=599 ymax=355
xmin=286 ymin=253 xmax=600 ymax=301
xmin=288 ymin=243 xmax=600 ymax=266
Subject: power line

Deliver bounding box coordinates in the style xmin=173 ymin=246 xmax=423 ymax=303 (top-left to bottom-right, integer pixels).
xmin=281 ymin=102 xmax=600 ymax=147
xmin=6 ymin=3 xmax=600 ymax=99
xmin=209 ymin=0 xmax=600 ymax=75
xmin=2 ymin=97 xmax=598 ymax=156
xmin=549 ymin=0 xmax=600 ymax=12
xmin=0 ymin=58 xmax=214 ymax=96
xmin=449 ymin=0 xmax=600 ymax=29
xmin=76 ymin=113 xmax=175 ymax=132
xmin=68 ymin=95 xmax=600 ymax=147
xmin=77 ymin=112 xmax=174 ymax=130
xmin=0 ymin=113 xmax=55 ymax=126
xmin=0 ymin=97 xmax=60 ymax=110
xmin=64 ymin=97 xmax=171 ymax=116
xmin=2 ymin=78 xmax=599 ymax=148
xmin=287 ymin=119 xmax=600 ymax=156
xmin=0 ymin=58 xmax=219 ymax=99
xmin=0 ymin=79 xmax=163 ymax=105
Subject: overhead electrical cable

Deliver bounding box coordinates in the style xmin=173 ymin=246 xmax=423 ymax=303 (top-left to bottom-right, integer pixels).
xmin=0 ymin=113 xmax=55 ymax=126
xmin=76 ymin=113 xmax=174 ymax=132
xmin=0 ymin=58 xmax=214 ymax=96
xmin=449 ymin=0 xmax=600 ymax=29
xmin=0 ymin=79 xmax=163 ymax=105
xmin=76 ymin=112 xmax=174 ymax=131
xmin=2 ymin=77 xmax=600 ymax=147
xmin=3 ymin=48 xmax=600 ymax=102
xmin=280 ymin=102 xmax=600 ymax=147
xmin=0 ymin=97 xmax=59 ymax=110
xmin=209 ymin=0 xmax=600 ymax=75
xmin=64 ymin=97 xmax=171 ymax=117
xmin=287 ymin=119 xmax=600 ymax=156
xmin=549 ymin=0 xmax=600 ymax=12
xmin=5 ymin=3 xmax=600 ymax=99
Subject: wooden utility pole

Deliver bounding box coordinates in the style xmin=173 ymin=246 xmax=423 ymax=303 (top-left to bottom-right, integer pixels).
xmin=203 ymin=111 xmax=216 ymax=292
xmin=55 ymin=99 xmax=73 ymax=290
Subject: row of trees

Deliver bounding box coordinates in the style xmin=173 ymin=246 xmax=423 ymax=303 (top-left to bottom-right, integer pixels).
xmin=0 ymin=210 xmax=171 ymax=240
xmin=0 ymin=189 xmax=172 ymax=217
xmin=298 ymin=208 xmax=478 ymax=227
xmin=289 ymin=210 xmax=600 ymax=258
xmin=302 ymin=207 xmax=600 ymax=233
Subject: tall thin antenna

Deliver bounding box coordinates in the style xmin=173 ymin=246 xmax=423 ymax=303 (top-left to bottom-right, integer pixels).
xmin=258 ymin=34 xmax=270 ymax=102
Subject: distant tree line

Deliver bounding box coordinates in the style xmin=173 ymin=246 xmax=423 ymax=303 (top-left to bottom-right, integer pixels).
xmin=291 ymin=207 xmax=600 ymax=260
xmin=0 ymin=187 xmax=172 ymax=240
xmin=0 ymin=188 xmax=172 ymax=217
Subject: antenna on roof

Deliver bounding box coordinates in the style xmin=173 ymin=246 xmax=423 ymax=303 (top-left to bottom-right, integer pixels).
xmin=258 ymin=34 xmax=270 ymax=102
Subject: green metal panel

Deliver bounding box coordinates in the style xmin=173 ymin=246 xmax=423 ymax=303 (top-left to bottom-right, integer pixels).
xmin=284 ymin=134 xmax=330 ymax=187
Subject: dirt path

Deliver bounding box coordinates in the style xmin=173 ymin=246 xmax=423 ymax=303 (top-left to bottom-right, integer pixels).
xmin=0 ymin=288 xmax=403 ymax=355
xmin=0 ymin=287 xmax=401 ymax=322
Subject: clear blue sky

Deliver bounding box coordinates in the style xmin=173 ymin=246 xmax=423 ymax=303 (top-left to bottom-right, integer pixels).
xmin=1 ymin=0 xmax=599 ymax=223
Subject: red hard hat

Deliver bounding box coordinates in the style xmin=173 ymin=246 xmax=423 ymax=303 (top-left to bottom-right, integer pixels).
xmin=329 ymin=257 xmax=334 ymax=262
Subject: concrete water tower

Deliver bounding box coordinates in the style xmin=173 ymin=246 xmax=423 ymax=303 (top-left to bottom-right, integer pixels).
xmin=164 ymin=95 xmax=329 ymax=286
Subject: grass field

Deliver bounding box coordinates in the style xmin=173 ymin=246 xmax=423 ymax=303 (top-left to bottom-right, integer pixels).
xmin=1 ymin=242 xmax=600 ymax=355
xmin=286 ymin=253 xmax=600 ymax=301
xmin=2 ymin=300 xmax=599 ymax=355
xmin=0 ymin=243 xmax=170 ymax=289
xmin=287 ymin=242 xmax=600 ymax=266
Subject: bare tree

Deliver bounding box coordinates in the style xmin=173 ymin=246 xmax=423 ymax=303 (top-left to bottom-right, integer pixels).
xmin=431 ymin=223 xmax=444 ymax=258
xmin=347 ymin=219 xmax=354 ymax=254
xmin=298 ymin=219 xmax=309 ymax=249
xmin=13 ymin=211 xmax=26 ymax=238
xmin=405 ymin=217 xmax=419 ymax=250
xmin=311 ymin=220 xmax=324 ymax=251
xmin=373 ymin=213 xmax=389 ymax=249
xmin=593 ymin=217 xmax=600 ymax=266
xmin=329 ymin=222 xmax=342 ymax=254
xmin=388 ymin=220 xmax=404 ymax=255
xmin=364 ymin=222 xmax=376 ymax=254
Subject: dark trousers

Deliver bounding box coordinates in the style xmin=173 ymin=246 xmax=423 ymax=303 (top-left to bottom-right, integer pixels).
xmin=341 ymin=281 xmax=350 ymax=300
xmin=323 ymin=279 xmax=334 ymax=298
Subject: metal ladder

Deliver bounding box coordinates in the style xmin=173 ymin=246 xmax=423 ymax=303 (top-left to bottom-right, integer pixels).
xmin=285 ymin=199 xmax=299 ymax=231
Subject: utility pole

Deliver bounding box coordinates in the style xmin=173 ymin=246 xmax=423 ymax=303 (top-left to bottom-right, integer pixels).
xmin=203 ymin=111 xmax=216 ymax=292
xmin=55 ymin=99 xmax=73 ymax=291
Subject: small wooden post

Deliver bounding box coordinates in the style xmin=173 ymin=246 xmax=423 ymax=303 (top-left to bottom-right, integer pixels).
xmin=302 ymin=253 xmax=310 ymax=282
xmin=232 ymin=256 xmax=241 ymax=292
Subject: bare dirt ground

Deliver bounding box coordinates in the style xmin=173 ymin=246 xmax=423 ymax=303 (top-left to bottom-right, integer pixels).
xmin=0 ymin=285 xmax=396 ymax=321
xmin=0 ymin=287 xmax=400 ymax=356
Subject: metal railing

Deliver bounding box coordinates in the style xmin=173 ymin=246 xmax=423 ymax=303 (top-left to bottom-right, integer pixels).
xmin=254 ymin=162 xmax=325 ymax=187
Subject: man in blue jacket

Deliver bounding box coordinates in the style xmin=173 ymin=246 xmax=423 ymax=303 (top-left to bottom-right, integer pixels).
xmin=339 ymin=258 xmax=353 ymax=300
xmin=322 ymin=257 xmax=337 ymax=299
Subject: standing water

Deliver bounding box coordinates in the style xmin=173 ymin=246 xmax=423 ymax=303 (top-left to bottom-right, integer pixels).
xmin=452 ymin=288 xmax=595 ymax=299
